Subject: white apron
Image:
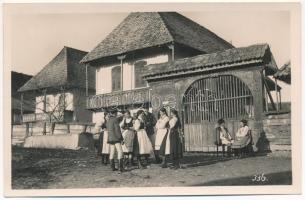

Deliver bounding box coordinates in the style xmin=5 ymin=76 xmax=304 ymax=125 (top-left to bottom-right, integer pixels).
xmin=101 ymin=131 xmax=110 ymax=154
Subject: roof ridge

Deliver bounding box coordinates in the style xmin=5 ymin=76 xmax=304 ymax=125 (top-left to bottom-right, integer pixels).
xmin=157 ymin=12 xmax=175 ymax=42
xmin=18 ymin=47 xmax=68 ymax=92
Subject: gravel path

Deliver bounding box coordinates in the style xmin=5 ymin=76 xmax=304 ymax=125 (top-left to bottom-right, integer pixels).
xmin=12 ymin=147 xmax=292 ymax=189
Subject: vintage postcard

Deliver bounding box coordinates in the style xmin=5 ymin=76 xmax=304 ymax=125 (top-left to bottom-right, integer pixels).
xmin=3 ymin=2 xmax=301 ymax=197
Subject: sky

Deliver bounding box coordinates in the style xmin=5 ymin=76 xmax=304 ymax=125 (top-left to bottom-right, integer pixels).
xmin=4 ymin=4 xmax=291 ymax=101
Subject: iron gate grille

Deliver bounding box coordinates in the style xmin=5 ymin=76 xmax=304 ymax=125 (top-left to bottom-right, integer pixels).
xmin=183 ymin=75 xmax=253 ymax=124
xmin=183 ymin=75 xmax=254 ymax=152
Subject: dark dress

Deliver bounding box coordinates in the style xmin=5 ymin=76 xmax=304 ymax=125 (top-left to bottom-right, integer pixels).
xmin=143 ymin=112 xmax=156 ymax=136
xmin=169 ymin=117 xmax=183 ymax=159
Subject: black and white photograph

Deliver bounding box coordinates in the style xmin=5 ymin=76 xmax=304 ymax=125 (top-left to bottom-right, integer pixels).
xmin=3 ymin=2 xmax=302 ymax=197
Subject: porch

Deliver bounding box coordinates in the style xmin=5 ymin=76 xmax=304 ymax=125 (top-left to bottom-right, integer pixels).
xmin=86 ymin=87 xmax=151 ymax=110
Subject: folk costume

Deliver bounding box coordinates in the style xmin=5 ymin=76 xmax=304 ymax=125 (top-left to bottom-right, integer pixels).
xmin=134 ymin=119 xmax=154 ymax=155
xmin=120 ymin=117 xmax=135 ymax=153
xmin=106 ymin=115 xmax=124 ymax=172
xmin=155 ymin=115 xmax=170 ymax=156
xmin=143 ymin=111 xmax=157 ymax=147
xmin=168 ymin=116 xmax=183 ymax=160
xmin=133 ymin=118 xmax=154 ymax=168
xmin=100 ymin=123 xmax=110 ymax=164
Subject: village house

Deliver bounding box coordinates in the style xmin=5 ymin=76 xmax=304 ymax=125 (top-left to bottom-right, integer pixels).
xmin=11 ymin=71 xmax=35 ymax=125
xmin=82 ymin=12 xmax=283 ymax=152
xmin=18 ymin=46 xmax=95 ymax=135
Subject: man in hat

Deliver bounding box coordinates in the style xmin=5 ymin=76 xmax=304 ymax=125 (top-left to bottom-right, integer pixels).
xmin=106 ymin=109 xmax=125 ymax=172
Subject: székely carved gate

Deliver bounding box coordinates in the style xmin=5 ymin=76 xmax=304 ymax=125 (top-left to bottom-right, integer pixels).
xmin=183 ymin=75 xmax=254 ymax=152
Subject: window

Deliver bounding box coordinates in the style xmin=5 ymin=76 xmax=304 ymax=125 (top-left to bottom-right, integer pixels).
xmin=112 ymin=66 xmax=121 ymax=91
xmin=134 ymin=60 xmax=147 ymax=88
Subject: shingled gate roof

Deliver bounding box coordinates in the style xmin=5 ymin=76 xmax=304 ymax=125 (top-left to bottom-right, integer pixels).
xmin=81 ymin=12 xmax=234 ymax=63
xmin=18 ymin=47 xmax=94 ymax=92
xmin=142 ymin=44 xmax=277 ymax=80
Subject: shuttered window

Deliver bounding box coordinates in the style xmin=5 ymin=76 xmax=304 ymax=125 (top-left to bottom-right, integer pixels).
xmin=112 ymin=66 xmax=121 ymax=91
xmin=134 ymin=60 xmax=147 ymax=88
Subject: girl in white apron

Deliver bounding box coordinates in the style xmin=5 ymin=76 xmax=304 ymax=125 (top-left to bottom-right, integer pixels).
xmin=154 ymin=108 xmax=170 ymax=167
xmin=120 ymin=110 xmax=135 ymax=168
xmin=133 ymin=110 xmax=154 ymax=169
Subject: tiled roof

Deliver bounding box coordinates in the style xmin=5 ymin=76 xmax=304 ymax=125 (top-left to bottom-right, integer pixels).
xmin=81 ymin=12 xmax=233 ymax=63
xmin=18 ymin=47 xmax=95 ymax=92
xmin=143 ymin=44 xmax=276 ymax=80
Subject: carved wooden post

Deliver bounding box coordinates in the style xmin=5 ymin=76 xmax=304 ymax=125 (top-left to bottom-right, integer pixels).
xmin=43 ymin=89 xmax=47 ymax=135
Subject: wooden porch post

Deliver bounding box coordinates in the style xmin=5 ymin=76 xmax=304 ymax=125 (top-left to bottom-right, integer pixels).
xmin=20 ymin=93 xmax=24 ymax=123
xmin=85 ymin=64 xmax=88 ymax=96
xmin=168 ymin=43 xmax=175 ymax=61
xmin=117 ymin=55 xmax=126 ymax=91
xmin=279 ymin=90 xmax=282 ymax=109
xmin=43 ymin=89 xmax=47 ymax=135
xmin=262 ymin=70 xmax=268 ymax=112
xmin=274 ymin=78 xmax=279 ymax=112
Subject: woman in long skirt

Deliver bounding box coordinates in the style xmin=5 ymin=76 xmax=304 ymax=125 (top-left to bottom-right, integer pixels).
xmin=154 ymin=108 xmax=170 ymax=167
xmin=168 ymin=109 xmax=183 ymax=169
xmin=133 ymin=110 xmax=154 ymax=169
xmin=120 ymin=110 xmax=135 ymax=168
xmin=100 ymin=117 xmax=110 ymax=165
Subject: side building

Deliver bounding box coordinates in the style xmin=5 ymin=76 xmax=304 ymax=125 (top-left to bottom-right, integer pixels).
xmin=18 ymin=46 xmax=95 ymax=135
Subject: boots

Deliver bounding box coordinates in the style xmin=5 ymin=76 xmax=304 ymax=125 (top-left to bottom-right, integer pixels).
xmin=145 ymin=155 xmax=150 ymax=166
xmin=118 ymin=159 xmax=125 ymax=172
xmin=110 ymin=159 xmax=117 ymax=171
xmin=227 ymin=146 xmax=232 ymax=157
xmin=101 ymin=155 xmax=106 ymax=165
xmin=154 ymin=150 xmax=161 ymax=164
xmin=137 ymin=157 xmax=144 ymax=169
xmin=128 ymin=158 xmax=133 ymax=169
xmin=172 ymin=159 xmax=180 ymax=170
xmin=161 ymin=156 xmax=167 ymax=168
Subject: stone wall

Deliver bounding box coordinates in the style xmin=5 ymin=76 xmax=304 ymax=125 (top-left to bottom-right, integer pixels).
xmin=12 ymin=123 xmax=95 ymax=145
xmin=263 ymin=113 xmax=291 ymax=151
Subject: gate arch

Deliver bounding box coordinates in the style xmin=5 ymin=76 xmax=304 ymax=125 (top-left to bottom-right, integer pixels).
xmin=183 ymin=75 xmax=254 ymax=152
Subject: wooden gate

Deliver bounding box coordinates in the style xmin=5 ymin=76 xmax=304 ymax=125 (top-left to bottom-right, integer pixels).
xmin=183 ymin=75 xmax=253 ymax=152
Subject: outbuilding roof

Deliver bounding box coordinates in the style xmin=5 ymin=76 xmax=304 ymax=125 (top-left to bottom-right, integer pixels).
xmin=81 ymin=12 xmax=234 ymax=63
xmin=142 ymin=43 xmax=277 ymax=80
xmin=274 ymin=61 xmax=291 ymax=84
xmin=18 ymin=47 xmax=95 ymax=92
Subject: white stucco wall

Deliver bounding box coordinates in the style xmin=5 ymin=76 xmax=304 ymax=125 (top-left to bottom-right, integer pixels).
xmin=95 ymin=54 xmax=169 ymax=95
xmin=92 ymin=53 xmax=169 ymax=123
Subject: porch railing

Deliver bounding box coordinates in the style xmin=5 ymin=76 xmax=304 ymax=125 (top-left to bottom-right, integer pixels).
xmin=22 ymin=110 xmax=73 ymax=123
xmin=86 ymin=87 xmax=150 ymax=110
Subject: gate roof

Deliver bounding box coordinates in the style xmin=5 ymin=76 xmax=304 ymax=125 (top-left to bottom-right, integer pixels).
xmin=143 ymin=43 xmax=278 ymax=81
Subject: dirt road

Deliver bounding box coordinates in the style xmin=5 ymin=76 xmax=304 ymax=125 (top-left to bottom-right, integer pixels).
xmin=12 ymin=147 xmax=292 ymax=189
